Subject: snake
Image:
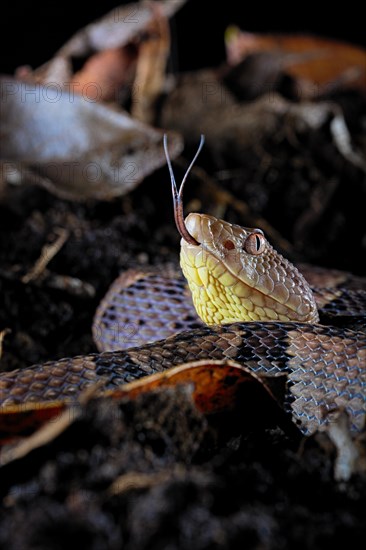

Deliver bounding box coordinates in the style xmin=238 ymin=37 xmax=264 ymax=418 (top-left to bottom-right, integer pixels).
xmin=0 ymin=136 xmax=365 ymax=436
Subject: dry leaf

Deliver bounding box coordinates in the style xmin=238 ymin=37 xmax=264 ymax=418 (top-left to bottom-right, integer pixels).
xmin=131 ymin=1 xmax=171 ymax=123
xmin=0 ymin=383 xmax=103 ymax=462
xmin=0 ymin=76 xmax=183 ymax=200
xmin=70 ymin=47 xmax=137 ymax=103
xmin=225 ymin=27 xmax=366 ymax=92
xmin=29 ymin=1 xmax=186 ymax=90
xmin=0 ymin=404 xmax=80 ymax=465
xmin=161 ymin=83 xmax=366 ymax=172
xmin=0 ymin=360 xmax=291 ymax=450
xmin=108 ymin=359 xmax=281 ymax=416
xmin=0 ymin=401 xmax=68 ymax=449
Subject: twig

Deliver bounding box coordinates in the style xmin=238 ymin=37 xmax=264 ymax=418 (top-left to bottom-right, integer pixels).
xmin=108 ymin=468 xmax=183 ymax=496
xmin=21 ymin=228 xmax=69 ymax=284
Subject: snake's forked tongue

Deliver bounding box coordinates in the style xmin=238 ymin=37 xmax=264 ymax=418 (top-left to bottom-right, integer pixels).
xmin=163 ymin=133 xmax=205 ymax=246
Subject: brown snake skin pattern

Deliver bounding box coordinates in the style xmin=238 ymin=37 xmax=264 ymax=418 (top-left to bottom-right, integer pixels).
xmin=92 ymin=271 xmax=366 ymax=353
xmin=0 ymin=322 xmax=365 ymax=435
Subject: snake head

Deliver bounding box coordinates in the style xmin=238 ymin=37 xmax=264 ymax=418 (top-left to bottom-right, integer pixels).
xmin=180 ymin=213 xmax=319 ymax=325
xmin=163 ymin=134 xmax=319 ymax=326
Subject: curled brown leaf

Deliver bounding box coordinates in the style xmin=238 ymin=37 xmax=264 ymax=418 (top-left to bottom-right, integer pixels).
xmin=0 ymin=76 xmax=183 ymax=200
xmin=0 ymin=359 xmax=292 ymax=453
xmin=225 ymin=27 xmax=366 ymax=92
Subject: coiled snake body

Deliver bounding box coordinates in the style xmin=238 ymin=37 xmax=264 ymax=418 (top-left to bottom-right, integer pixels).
xmin=0 ymin=137 xmax=365 ymax=435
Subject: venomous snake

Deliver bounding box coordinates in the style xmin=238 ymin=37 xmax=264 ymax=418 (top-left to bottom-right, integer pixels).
xmin=0 ymin=136 xmax=365 ymax=436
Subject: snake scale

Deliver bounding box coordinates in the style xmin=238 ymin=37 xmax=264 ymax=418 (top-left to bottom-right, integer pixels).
xmin=0 ymin=136 xmax=365 ymax=436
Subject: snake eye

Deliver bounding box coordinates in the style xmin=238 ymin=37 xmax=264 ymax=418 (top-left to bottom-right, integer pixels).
xmin=223 ymin=239 xmax=235 ymax=250
xmin=243 ymin=232 xmax=266 ymax=255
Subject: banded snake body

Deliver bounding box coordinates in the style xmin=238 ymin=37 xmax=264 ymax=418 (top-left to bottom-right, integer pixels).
xmin=0 ymin=137 xmax=365 ymax=436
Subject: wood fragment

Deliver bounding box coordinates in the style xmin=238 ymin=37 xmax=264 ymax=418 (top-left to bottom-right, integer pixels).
xmin=21 ymin=228 xmax=69 ymax=284
xmin=131 ymin=2 xmax=170 ymax=124
xmin=33 ymin=270 xmax=96 ymax=298
xmin=326 ymin=411 xmax=366 ymax=482
xmin=109 ymin=470 xmax=177 ymax=495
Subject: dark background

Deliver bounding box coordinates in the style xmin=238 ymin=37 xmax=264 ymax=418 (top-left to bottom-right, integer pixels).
xmin=1 ymin=0 xmax=365 ymax=75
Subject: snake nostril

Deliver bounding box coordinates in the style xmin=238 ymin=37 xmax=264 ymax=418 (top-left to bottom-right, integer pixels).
xmin=223 ymin=239 xmax=235 ymax=250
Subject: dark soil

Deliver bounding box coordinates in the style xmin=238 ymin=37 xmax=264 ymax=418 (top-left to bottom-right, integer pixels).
xmin=0 ymin=387 xmax=365 ymax=550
